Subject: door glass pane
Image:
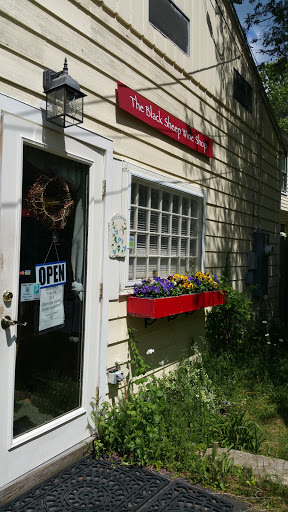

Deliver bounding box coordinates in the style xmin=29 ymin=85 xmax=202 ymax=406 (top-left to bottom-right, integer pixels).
xmin=13 ymin=145 xmax=89 ymax=438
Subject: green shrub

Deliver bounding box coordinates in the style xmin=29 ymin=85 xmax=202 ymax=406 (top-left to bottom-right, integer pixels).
xmin=91 ymin=357 xmax=265 ymax=472
xmin=206 ymin=285 xmax=253 ymax=350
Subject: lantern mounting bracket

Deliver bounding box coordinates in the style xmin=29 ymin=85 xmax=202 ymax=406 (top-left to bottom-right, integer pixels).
xmin=43 ymin=69 xmax=61 ymax=92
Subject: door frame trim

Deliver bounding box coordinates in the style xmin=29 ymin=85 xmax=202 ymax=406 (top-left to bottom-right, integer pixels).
xmin=0 ymin=93 xmax=113 ymax=486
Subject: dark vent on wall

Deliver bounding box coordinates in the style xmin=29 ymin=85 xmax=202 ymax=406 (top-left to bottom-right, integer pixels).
xmin=149 ymin=0 xmax=190 ymax=55
xmin=233 ymin=69 xmax=253 ymax=114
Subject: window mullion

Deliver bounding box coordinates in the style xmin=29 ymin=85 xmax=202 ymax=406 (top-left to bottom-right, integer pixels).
xmin=195 ymin=199 xmax=201 ymax=270
xmin=146 ymin=187 xmax=151 ymax=279
xmin=159 ymin=189 xmax=163 ymax=275
xmin=187 ymin=199 xmax=191 ymax=271
xmin=178 ymin=197 xmax=182 ymax=272
xmin=168 ymin=192 xmax=172 ymax=276
xmin=134 ymin=183 xmax=139 ymax=281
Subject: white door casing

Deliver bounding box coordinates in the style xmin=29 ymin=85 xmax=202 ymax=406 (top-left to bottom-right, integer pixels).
xmin=0 ymin=96 xmax=112 ymax=488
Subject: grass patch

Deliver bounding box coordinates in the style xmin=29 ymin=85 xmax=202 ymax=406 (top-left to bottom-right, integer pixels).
xmin=92 ymin=286 xmax=288 ymax=511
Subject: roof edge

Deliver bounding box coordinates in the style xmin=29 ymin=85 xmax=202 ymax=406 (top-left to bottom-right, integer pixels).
xmin=224 ymin=0 xmax=287 ymax=154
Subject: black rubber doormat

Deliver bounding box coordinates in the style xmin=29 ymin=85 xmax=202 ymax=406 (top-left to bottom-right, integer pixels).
xmin=0 ymin=454 xmax=234 ymax=511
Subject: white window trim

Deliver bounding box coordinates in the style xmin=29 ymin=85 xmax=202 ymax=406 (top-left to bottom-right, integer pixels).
xmin=124 ymin=167 xmax=206 ymax=288
xmin=148 ymin=0 xmax=191 ymax=57
xmin=281 ymin=155 xmax=288 ymax=194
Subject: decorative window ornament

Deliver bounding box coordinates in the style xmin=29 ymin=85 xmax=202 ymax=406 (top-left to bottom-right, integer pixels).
xmin=109 ymin=214 xmax=127 ymax=258
xmin=27 ymin=174 xmax=74 ymax=230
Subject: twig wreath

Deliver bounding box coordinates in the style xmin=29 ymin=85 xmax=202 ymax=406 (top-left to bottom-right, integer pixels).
xmin=27 ymin=174 xmax=74 ymax=230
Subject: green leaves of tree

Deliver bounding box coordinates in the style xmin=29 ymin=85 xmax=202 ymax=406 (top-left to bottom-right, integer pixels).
xmin=236 ymin=0 xmax=288 ymax=60
xmin=258 ymin=58 xmax=288 ymax=133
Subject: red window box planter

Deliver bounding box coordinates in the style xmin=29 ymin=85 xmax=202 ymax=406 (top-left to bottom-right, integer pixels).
xmin=127 ymin=291 xmax=226 ymax=319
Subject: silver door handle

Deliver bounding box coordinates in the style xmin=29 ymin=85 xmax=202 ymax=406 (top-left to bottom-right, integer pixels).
xmin=1 ymin=316 xmax=27 ymax=330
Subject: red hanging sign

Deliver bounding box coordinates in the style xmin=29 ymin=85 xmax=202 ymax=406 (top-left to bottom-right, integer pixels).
xmin=117 ymin=82 xmax=213 ymax=158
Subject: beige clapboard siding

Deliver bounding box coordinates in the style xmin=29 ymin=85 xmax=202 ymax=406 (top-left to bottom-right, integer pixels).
xmin=205 ymin=221 xmax=255 ymax=241
xmin=0 ymin=0 xmax=276 ymax=161
xmin=107 ymin=341 xmax=130 ymax=370
xmin=113 ymin=130 xmax=279 ymax=200
xmin=107 ymin=310 xmax=205 ymax=371
xmin=206 ymin=192 xmax=278 ymax=222
xmin=281 ymin=193 xmax=288 ymax=213
xmin=97 ymin=0 xmax=256 ymax=123
xmin=206 ymin=251 xmax=279 ymax=272
xmin=0 ymin=0 xmax=268 ymax=155
xmin=0 ymin=0 xmax=282 ymax=399
xmin=0 ymin=47 xmax=44 ymax=101
xmin=280 ymin=211 xmax=288 ymax=230
xmin=108 ymin=317 xmax=129 ymax=346
xmin=0 ymin=0 xmax=280 ymax=188
xmin=109 ymin=299 xmax=127 ymax=321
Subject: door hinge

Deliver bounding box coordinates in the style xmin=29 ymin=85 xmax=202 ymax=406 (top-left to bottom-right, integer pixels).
xmin=99 ymin=283 xmax=103 ymax=299
xmin=102 ymin=180 xmax=106 ymax=197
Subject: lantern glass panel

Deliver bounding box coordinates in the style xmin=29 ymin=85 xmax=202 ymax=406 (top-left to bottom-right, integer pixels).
xmin=46 ymin=87 xmax=66 ymax=127
xmin=46 ymin=86 xmax=84 ymax=128
xmin=64 ymin=86 xmax=84 ymax=126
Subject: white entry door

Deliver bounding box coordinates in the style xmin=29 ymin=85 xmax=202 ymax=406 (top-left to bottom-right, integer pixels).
xmin=0 ymin=105 xmax=111 ymax=488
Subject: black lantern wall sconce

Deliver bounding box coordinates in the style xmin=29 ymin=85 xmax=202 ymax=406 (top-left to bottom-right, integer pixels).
xmin=43 ymin=58 xmax=86 ymax=128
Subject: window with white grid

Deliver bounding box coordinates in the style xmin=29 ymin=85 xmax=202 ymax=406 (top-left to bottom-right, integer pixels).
xmin=281 ymin=154 xmax=288 ymax=193
xmin=128 ymin=177 xmax=203 ymax=282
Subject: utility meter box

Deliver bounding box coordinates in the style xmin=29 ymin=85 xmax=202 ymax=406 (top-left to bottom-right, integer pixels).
xmin=107 ymin=370 xmax=124 ymax=384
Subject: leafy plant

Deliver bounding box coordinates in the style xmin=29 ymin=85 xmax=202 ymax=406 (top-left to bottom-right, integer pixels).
xmin=205 ymin=247 xmax=254 ymax=349
xmin=206 ymin=285 xmax=253 ymax=349
xmin=92 ymin=356 xmax=265 ymax=473
xmin=128 ymin=327 xmax=150 ymax=384
xmin=258 ymin=58 xmax=288 ymax=133
xmin=91 ymin=281 xmax=288 ymax=510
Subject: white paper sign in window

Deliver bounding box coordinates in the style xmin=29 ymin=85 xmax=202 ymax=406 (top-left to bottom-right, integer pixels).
xmin=39 ymin=285 xmax=65 ymax=332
